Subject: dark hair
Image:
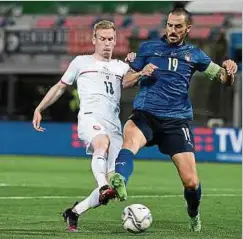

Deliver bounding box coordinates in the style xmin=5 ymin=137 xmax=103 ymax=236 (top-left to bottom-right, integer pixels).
xmin=168 ymin=7 xmax=192 ymax=25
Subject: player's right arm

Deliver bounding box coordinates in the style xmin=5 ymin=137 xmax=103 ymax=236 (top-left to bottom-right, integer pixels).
xmin=33 ymin=56 xmax=80 ymax=132
xmin=122 ymin=64 xmax=158 ymax=88
xmin=123 ymin=43 xmax=158 ymax=88
xmin=33 ymin=81 xmax=68 ymax=131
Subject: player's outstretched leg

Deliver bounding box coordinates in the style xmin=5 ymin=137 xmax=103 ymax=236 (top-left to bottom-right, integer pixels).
xmin=62 ymin=186 xmax=116 ymax=232
xmin=184 ymin=183 xmax=202 ymax=232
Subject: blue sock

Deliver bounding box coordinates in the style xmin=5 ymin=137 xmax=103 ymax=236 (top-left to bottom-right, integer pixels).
xmin=184 ymin=183 xmax=201 ymax=217
xmin=115 ymin=149 xmax=134 ymax=185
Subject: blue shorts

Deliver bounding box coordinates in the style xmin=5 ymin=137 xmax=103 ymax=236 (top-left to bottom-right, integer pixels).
xmin=129 ymin=110 xmax=195 ymax=157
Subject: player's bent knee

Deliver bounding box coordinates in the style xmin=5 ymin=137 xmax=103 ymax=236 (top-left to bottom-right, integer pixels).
xmin=183 ymin=176 xmax=199 ymax=190
xmin=123 ymin=137 xmax=138 ymax=147
xmin=92 ymin=135 xmax=110 ymax=153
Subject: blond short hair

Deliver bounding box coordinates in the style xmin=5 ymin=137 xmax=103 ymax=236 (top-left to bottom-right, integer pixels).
xmin=93 ymin=20 xmax=116 ymax=37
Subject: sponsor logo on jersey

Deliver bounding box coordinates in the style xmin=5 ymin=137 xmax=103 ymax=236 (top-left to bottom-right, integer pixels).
xmin=154 ymin=51 xmax=163 ymax=56
xmin=171 ymin=51 xmax=176 ymax=56
xmin=100 ymin=67 xmax=113 ymax=76
xmin=103 ymin=67 xmax=109 ymax=72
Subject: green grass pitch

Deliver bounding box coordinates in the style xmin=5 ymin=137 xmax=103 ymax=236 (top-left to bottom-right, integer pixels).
xmin=0 ymin=156 xmax=241 ymax=239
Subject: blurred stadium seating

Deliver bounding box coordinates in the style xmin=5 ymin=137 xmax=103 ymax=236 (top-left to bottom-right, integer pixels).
xmin=6 ymin=13 xmax=231 ymax=40
xmin=0 ymin=1 xmax=241 ymax=127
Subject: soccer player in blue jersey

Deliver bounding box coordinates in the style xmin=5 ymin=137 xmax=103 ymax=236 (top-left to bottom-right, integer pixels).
xmin=109 ymin=8 xmax=238 ymax=232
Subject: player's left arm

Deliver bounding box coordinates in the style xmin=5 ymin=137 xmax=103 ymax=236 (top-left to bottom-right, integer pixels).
xmin=204 ymin=60 xmax=238 ymax=85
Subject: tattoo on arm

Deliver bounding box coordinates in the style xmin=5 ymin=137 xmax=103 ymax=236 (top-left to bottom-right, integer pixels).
xmin=123 ymin=68 xmax=142 ymax=88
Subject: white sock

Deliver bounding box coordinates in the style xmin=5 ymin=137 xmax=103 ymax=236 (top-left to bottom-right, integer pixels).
xmin=91 ymin=154 xmax=108 ymax=188
xmin=72 ymin=188 xmax=100 ymax=215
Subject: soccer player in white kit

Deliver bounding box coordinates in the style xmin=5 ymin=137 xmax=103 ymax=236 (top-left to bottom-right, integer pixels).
xmin=32 ymin=20 xmax=130 ymax=232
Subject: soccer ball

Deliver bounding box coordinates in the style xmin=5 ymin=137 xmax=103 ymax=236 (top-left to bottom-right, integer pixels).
xmin=122 ymin=204 xmax=152 ymax=233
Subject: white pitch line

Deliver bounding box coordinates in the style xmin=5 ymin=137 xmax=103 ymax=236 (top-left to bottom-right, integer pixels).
xmin=0 ymin=194 xmax=240 ymax=200
xmin=0 ymin=183 xmax=29 ymax=187
xmin=204 ymin=188 xmax=242 ymax=192
xmin=0 ymin=184 xmax=241 ymax=192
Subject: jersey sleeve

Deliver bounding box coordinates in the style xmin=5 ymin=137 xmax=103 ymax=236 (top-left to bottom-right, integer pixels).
xmin=194 ymin=48 xmax=212 ymax=72
xmin=129 ymin=42 xmax=147 ymax=72
xmin=122 ymin=62 xmax=130 ymax=76
xmin=61 ymin=56 xmax=80 ymax=85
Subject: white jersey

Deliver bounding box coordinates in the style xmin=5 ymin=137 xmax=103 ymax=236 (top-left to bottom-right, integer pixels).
xmin=61 ymin=55 xmax=129 ymax=127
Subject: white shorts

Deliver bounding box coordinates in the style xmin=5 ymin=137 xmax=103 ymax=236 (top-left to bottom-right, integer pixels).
xmin=77 ymin=114 xmax=123 ymax=173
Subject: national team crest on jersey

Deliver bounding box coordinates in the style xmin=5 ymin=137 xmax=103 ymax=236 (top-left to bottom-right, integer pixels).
xmin=185 ymin=53 xmax=191 ymax=62
xmin=93 ymin=125 xmax=101 ymax=130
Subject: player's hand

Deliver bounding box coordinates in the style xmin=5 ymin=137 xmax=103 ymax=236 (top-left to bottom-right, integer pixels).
xmin=222 ymin=59 xmax=238 ymax=76
xmin=125 ymin=52 xmax=136 ymax=62
xmin=141 ymin=63 xmax=158 ymax=76
xmin=32 ymin=109 xmax=45 ymax=132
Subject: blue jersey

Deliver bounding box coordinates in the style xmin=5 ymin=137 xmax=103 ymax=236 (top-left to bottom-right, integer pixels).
xmin=130 ymin=36 xmax=212 ymax=120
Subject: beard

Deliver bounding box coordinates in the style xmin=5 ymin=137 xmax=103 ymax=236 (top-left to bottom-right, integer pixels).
xmin=166 ymin=31 xmax=187 ymax=45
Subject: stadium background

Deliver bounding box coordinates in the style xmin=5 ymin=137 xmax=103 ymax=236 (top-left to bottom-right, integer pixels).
xmin=0 ymin=1 xmax=241 ymax=238
xmin=0 ymin=0 xmax=241 ymax=162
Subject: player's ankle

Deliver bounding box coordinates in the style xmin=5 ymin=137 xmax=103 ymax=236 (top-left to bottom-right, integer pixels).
xmin=71 ymin=208 xmax=80 ymax=216
xmin=188 ymin=208 xmax=199 ymax=218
